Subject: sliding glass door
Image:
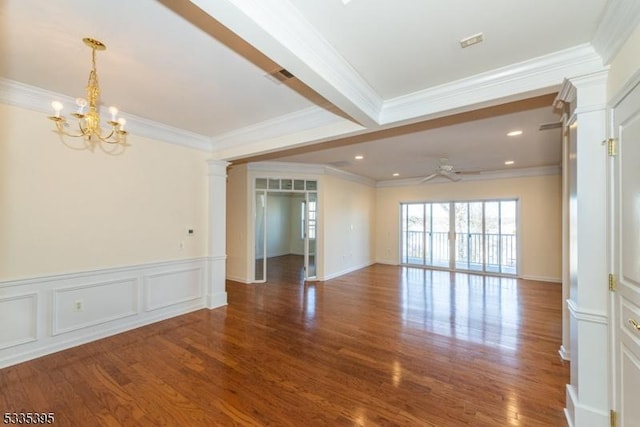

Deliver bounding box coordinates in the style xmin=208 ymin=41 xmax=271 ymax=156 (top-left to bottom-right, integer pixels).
xmin=402 ymin=199 xmax=518 ymax=275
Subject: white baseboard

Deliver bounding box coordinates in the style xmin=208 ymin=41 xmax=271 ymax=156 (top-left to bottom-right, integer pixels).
xmin=0 ymin=258 xmax=214 ymax=369
xmin=565 ymin=384 xmax=609 ymax=427
xmin=521 ymin=275 xmax=562 ymax=283
xmin=374 ymin=258 xmax=398 ymax=265
xmin=559 ymin=345 xmax=571 ymax=361
xmin=321 ymin=261 xmax=374 ymax=281
xmin=226 ymin=275 xmax=252 ymax=284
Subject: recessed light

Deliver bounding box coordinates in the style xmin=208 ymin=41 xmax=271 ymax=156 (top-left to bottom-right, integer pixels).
xmin=355 ymin=155 xmax=364 ymax=160
xmin=505 ymin=160 xmax=515 ymax=165
xmin=392 ymin=173 xmax=399 ymax=177
xmin=507 ymin=130 xmax=523 ymax=137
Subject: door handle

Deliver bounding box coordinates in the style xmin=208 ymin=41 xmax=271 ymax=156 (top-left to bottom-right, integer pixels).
xmin=629 ymin=318 xmax=640 ymax=331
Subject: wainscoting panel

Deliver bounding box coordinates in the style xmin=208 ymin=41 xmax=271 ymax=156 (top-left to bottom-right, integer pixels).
xmin=0 ymin=293 xmax=38 ymax=350
xmin=144 ymin=267 xmax=203 ymax=311
xmin=53 ymin=278 xmax=139 ymax=336
xmin=0 ymin=258 xmax=207 ymax=369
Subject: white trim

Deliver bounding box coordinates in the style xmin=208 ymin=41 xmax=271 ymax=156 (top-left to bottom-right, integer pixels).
xmin=521 ymin=275 xmax=562 ymax=284
xmin=211 ymin=106 xmax=350 ymax=149
xmin=0 ymin=78 xmax=213 ymax=152
xmin=376 ymin=165 xmax=561 ymax=188
xmin=559 ymin=345 xmax=571 ymax=361
xmin=321 ymin=261 xmax=374 ymax=281
xmin=143 ymin=267 xmax=203 ymax=312
xmin=592 ymin=0 xmax=640 ymax=65
xmin=609 ymin=68 xmax=640 ymax=108
xmin=190 ymin=0 xmax=382 ymax=127
xmin=0 ymin=257 xmax=207 ymax=288
xmin=380 ymin=44 xmax=604 ymax=125
xmin=226 ymin=275 xmax=252 ymax=284
xmin=567 ymin=299 xmax=608 ymax=325
xmin=565 ymin=384 xmax=610 ymax=427
xmin=248 ymin=161 xmax=327 ymax=175
xmin=0 ymin=293 xmax=38 ymax=350
xmin=0 ymin=257 xmax=213 ymax=369
xmin=323 ymin=166 xmax=375 ymax=187
xmin=52 ymin=277 xmax=139 ymax=336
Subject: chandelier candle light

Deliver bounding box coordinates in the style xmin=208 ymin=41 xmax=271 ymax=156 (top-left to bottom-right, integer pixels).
xmin=48 ymin=37 xmax=127 ymax=146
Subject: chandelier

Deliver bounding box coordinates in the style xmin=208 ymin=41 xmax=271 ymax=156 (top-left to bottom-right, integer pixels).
xmin=48 ymin=37 xmax=127 ymax=147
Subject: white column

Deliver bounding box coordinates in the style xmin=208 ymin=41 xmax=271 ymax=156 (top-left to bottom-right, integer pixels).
xmin=206 ymin=160 xmax=230 ymax=309
xmin=559 ymin=70 xmax=610 ymax=427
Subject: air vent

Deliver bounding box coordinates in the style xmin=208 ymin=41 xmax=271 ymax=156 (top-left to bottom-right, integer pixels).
xmin=460 ymin=32 xmax=484 ymax=48
xmin=538 ymin=121 xmax=563 ymax=131
xmin=266 ymin=68 xmax=295 ymax=84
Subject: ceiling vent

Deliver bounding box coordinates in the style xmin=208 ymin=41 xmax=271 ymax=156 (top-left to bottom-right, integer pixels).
xmin=538 ymin=121 xmax=563 ymax=131
xmin=460 ymin=32 xmax=484 ymax=48
xmin=266 ymin=68 xmax=295 ymax=84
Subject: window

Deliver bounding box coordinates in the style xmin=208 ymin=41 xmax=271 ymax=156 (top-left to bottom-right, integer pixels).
xmin=401 ymin=199 xmax=518 ymax=275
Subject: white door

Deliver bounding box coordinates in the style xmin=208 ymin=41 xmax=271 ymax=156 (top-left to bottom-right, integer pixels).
xmin=612 ymin=80 xmax=640 ymax=426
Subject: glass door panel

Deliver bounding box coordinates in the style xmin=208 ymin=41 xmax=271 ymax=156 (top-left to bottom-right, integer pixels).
xmin=468 ymin=202 xmax=484 ymax=271
xmin=484 ymin=202 xmax=500 ymax=273
xmin=305 ymin=192 xmax=318 ymax=279
xmin=254 ymin=191 xmax=266 ymax=282
xmin=404 ymin=204 xmax=426 ymax=265
xmin=455 ymin=202 xmax=469 ymax=270
xmin=431 ymin=203 xmax=450 ymax=268
xmin=500 ymin=201 xmax=517 ymax=274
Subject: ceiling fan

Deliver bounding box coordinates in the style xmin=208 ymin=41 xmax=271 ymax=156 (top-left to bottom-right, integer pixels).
xmin=419 ymin=157 xmax=472 ymax=183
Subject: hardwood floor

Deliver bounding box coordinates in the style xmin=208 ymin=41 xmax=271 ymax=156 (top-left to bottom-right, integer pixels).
xmin=1 ymin=258 xmax=568 ymax=426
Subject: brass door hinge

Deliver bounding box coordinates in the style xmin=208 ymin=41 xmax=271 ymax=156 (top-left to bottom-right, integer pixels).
xmin=603 ymin=138 xmax=617 ymax=156
xmin=609 ymin=274 xmax=617 ymax=292
xmin=610 ymin=409 xmax=617 ymax=427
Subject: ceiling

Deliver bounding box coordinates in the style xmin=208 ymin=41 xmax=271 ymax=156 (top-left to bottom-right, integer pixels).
xmin=1 ymin=0 xmax=630 ymax=183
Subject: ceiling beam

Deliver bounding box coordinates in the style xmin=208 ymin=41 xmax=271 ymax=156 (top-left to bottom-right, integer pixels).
xmin=189 ymin=0 xmax=383 ymax=128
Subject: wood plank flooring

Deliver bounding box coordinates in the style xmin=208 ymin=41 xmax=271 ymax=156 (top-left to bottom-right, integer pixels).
xmin=1 ymin=257 xmax=569 ymax=426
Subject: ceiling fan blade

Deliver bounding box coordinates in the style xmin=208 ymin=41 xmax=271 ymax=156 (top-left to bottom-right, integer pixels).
xmin=419 ymin=173 xmax=438 ymax=183
xmin=441 ymin=171 xmax=461 ymax=182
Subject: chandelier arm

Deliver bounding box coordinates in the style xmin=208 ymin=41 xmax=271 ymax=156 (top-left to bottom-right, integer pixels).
xmin=52 ymin=120 xmax=89 ymax=138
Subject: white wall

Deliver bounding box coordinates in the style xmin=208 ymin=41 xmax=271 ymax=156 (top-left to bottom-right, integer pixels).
xmin=321 ymin=175 xmax=376 ymax=280
xmin=375 ymin=174 xmax=562 ymax=282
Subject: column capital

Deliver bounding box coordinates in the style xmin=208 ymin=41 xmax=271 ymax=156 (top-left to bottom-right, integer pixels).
xmin=207 ymin=159 xmax=231 ymax=176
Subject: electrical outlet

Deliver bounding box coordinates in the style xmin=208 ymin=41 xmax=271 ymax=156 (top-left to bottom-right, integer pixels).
xmin=74 ymin=300 xmax=84 ymax=312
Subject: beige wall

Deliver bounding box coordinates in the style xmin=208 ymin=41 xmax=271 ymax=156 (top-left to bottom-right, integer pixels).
xmin=226 ymin=163 xmax=248 ymax=282
xmin=321 ymin=175 xmax=375 ymax=279
xmin=0 ymin=103 xmax=209 ymax=280
xmin=375 ymin=174 xmax=562 ymax=281
xmin=608 ymin=23 xmax=640 ymax=99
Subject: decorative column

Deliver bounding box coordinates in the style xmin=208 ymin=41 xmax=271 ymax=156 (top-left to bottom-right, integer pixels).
xmin=206 ymin=160 xmax=230 ymax=309
xmin=558 ymin=70 xmax=609 ymax=427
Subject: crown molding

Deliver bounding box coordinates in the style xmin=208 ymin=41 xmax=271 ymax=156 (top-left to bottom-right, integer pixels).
xmin=380 ymin=44 xmax=605 ymax=125
xmin=246 ymin=161 xmax=374 ymax=187
xmin=211 ymin=118 xmax=365 ymax=161
xmin=376 ymin=165 xmax=561 ymax=188
xmin=0 ymin=78 xmax=213 ymax=152
xmin=211 ymin=106 xmax=349 ymax=149
xmin=190 ymin=0 xmax=382 ymax=127
xmin=592 ymin=0 xmax=640 ymax=65
xmin=247 ymin=161 xmax=327 ymax=176
xmin=323 ymin=166 xmax=375 ymax=187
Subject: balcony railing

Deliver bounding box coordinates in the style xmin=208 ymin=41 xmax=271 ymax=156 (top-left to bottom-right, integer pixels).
xmin=402 ymin=231 xmax=516 ymax=273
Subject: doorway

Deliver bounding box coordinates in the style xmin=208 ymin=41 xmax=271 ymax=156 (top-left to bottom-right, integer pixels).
xmin=253 ymin=178 xmax=318 ymax=283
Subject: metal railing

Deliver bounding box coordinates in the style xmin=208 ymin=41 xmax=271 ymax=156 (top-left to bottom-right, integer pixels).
xmin=402 ymin=231 xmax=516 ymax=272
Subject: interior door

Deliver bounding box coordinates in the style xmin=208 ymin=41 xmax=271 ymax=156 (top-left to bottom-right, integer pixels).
xmin=612 ymin=80 xmax=640 ymax=426
xmin=304 ymin=192 xmax=318 ymax=280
